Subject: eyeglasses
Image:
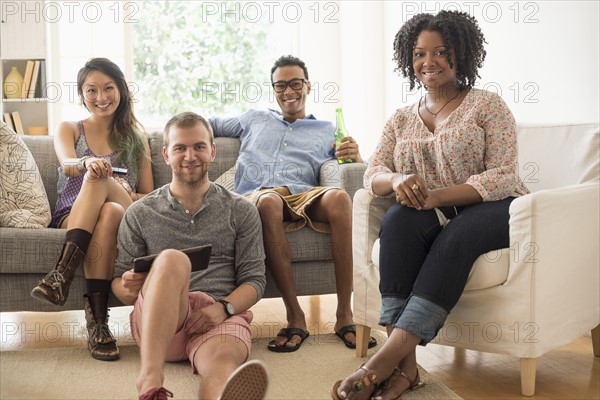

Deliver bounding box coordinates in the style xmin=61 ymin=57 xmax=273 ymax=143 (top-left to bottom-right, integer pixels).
xmin=272 ymin=78 xmax=307 ymax=93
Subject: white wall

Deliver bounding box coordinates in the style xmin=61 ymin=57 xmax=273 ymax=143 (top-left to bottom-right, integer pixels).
xmin=45 ymin=1 xmax=128 ymax=130
xmin=326 ymin=1 xmax=600 ymax=158
xmin=295 ymin=2 xmax=387 ymax=160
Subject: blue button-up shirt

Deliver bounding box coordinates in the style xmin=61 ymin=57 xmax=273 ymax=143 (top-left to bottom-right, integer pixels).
xmin=210 ymin=109 xmax=336 ymax=195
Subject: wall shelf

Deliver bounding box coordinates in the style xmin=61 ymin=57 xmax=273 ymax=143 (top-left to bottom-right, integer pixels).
xmin=1 ymin=0 xmax=50 ymax=135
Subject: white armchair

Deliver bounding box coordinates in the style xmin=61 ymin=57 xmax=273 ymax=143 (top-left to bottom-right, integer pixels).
xmin=352 ymin=123 xmax=600 ymax=396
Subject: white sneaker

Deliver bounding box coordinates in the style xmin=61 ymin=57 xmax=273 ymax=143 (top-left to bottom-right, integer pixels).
xmin=219 ymin=359 xmax=269 ymax=400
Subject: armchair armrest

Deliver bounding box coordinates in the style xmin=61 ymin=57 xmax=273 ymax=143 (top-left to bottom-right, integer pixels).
xmin=319 ymin=160 xmax=367 ymax=201
xmin=352 ymin=189 xmax=395 ymax=328
xmin=507 ymin=181 xmax=600 ymax=342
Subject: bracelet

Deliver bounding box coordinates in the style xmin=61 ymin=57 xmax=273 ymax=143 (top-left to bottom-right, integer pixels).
xmin=77 ymin=156 xmax=90 ymax=172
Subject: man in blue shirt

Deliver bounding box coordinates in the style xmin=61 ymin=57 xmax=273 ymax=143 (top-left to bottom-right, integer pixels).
xmin=210 ymin=55 xmax=377 ymax=352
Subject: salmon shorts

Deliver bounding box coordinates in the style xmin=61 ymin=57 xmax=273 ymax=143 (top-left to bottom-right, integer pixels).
xmin=130 ymin=291 xmax=253 ymax=373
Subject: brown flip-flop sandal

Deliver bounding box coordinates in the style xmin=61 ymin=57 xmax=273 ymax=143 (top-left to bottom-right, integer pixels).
xmin=267 ymin=327 xmax=309 ymax=353
xmin=335 ymin=324 xmax=377 ymax=349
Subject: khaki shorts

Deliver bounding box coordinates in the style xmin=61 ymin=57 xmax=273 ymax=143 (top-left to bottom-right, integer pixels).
xmin=130 ymin=291 xmax=253 ymax=373
xmin=245 ymin=186 xmax=337 ymax=233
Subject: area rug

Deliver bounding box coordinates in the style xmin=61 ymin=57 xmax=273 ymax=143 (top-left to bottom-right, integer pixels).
xmin=1 ymin=331 xmax=462 ymax=399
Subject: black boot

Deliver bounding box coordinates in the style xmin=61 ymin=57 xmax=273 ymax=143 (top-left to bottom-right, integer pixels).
xmin=31 ymin=242 xmax=84 ymax=306
xmin=84 ymin=292 xmax=120 ymax=361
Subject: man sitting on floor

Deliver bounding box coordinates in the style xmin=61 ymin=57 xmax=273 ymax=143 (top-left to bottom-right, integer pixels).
xmin=112 ymin=112 xmax=269 ymax=400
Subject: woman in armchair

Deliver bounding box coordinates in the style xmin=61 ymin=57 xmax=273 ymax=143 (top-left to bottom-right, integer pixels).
xmin=332 ymin=10 xmax=528 ymax=400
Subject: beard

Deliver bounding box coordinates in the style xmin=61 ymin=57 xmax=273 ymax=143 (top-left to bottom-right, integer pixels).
xmin=173 ymin=163 xmax=210 ymax=187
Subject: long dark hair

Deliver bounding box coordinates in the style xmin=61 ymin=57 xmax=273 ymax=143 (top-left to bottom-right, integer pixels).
xmin=77 ymin=58 xmax=147 ymax=177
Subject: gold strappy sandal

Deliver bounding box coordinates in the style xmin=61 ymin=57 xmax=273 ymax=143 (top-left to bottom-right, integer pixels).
xmin=375 ymin=367 xmax=424 ymax=400
xmin=331 ymin=364 xmax=378 ymax=400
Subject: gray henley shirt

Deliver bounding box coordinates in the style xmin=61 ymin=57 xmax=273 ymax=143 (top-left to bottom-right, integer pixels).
xmin=114 ymin=182 xmax=266 ymax=300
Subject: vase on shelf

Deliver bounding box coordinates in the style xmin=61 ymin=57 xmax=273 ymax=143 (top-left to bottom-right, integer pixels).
xmin=3 ymin=66 xmax=24 ymax=99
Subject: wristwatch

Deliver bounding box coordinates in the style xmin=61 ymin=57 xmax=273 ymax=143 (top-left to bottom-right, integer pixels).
xmin=218 ymin=299 xmax=235 ymax=317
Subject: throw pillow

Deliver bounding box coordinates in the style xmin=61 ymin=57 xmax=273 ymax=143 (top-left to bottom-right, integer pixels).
xmin=214 ymin=163 xmax=237 ymax=192
xmin=0 ymin=121 xmax=51 ymax=228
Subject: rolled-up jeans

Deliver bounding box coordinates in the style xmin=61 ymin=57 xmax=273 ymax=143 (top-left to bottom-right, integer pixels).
xmin=378 ymin=198 xmax=514 ymax=344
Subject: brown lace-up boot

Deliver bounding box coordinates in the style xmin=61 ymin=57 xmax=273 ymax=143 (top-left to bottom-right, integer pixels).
xmin=84 ymin=292 xmax=120 ymax=361
xmin=31 ymin=242 xmax=84 ymax=306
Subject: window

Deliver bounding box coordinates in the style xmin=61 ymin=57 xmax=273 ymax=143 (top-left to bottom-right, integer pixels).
xmin=132 ymin=0 xmax=291 ymax=128
xmin=46 ymin=1 xmax=130 ymax=126
xmin=50 ymin=0 xmax=298 ymax=130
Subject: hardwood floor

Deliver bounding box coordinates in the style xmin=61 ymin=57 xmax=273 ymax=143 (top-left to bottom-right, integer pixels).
xmin=1 ymin=294 xmax=598 ymax=399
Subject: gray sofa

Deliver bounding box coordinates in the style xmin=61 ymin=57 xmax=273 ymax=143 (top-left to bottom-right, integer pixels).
xmin=0 ymin=131 xmax=366 ymax=312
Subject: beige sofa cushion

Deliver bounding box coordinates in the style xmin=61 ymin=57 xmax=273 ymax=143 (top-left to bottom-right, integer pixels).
xmin=0 ymin=122 xmax=51 ymax=228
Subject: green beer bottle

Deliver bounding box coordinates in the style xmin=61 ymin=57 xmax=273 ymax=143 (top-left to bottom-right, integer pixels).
xmin=335 ymin=108 xmax=352 ymax=164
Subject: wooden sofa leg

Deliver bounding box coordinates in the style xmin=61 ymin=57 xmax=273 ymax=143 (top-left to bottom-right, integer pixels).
xmin=355 ymin=324 xmax=371 ymax=358
xmin=520 ymin=358 xmax=536 ymax=396
xmin=592 ymin=324 xmax=600 ymax=357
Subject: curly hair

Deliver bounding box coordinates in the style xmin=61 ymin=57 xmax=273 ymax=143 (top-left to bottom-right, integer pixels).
xmin=270 ymin=55 xmax=309 ymax=82
xmin=77 ymin=58 xmax=147 ymax=177
xmin=393 ymin=10 xmax=487 ymax=90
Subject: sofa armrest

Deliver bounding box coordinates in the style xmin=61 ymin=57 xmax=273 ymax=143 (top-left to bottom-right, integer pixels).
xmin=319 ymin=160 xmax=367 ymax=201
xmin=352 ymin=189 xmax=395 ymax=328
xmin=507 ymin=181 xmax=600 ymax=336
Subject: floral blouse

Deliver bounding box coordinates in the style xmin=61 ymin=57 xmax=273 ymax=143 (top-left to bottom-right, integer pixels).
xmin=365 ymin=88 xmax=529 ymax=201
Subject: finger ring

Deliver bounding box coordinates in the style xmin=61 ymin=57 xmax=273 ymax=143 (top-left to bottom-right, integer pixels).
xmin=411 ymin=183 xmax=419 ymax=191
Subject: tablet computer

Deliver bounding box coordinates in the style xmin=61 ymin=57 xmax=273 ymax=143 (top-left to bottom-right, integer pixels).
xmin=133 ymin=244 xmax=212 ymax=273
